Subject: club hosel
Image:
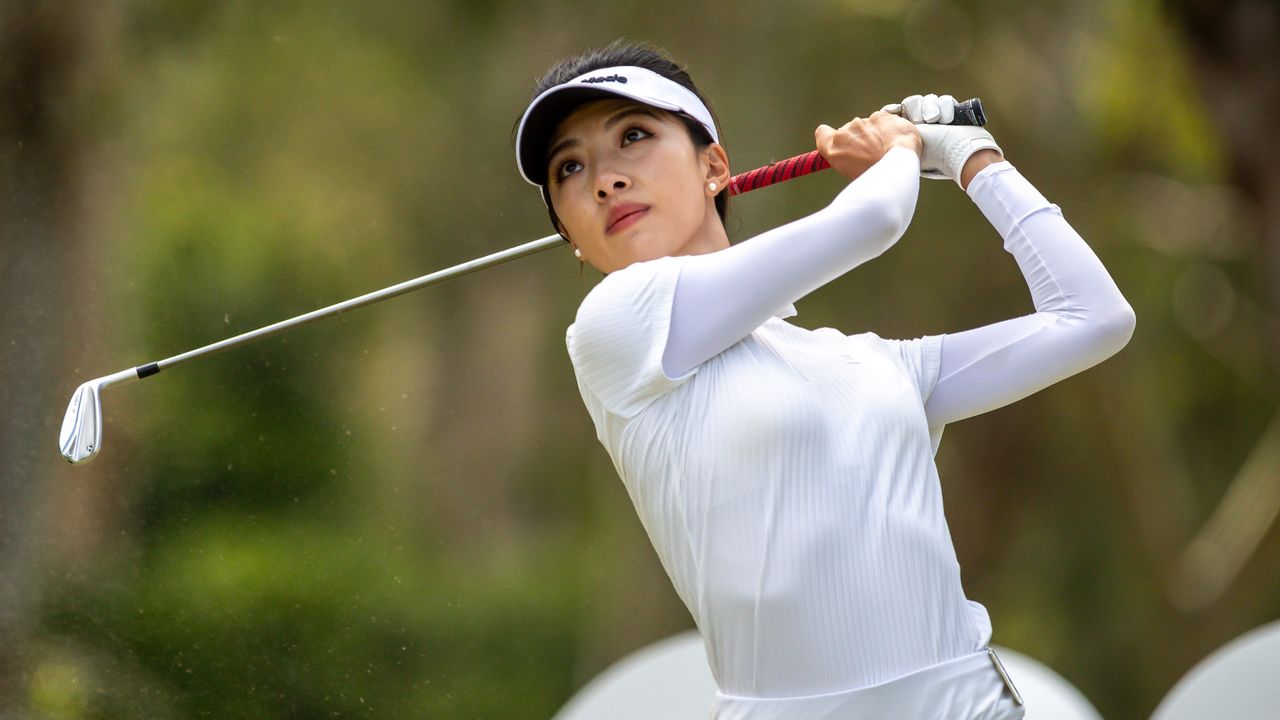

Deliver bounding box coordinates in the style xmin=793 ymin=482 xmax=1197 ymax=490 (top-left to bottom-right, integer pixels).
xmin=100 ymin=366 xmax=149 ymax=390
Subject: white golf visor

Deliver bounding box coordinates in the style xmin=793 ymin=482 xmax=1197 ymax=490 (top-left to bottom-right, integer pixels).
xmin=515 ymin=65 xmax=719 ymax=186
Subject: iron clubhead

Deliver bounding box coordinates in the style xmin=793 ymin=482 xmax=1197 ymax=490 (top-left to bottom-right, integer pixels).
xmin=59 ymin=381 xmax=103 ymax=464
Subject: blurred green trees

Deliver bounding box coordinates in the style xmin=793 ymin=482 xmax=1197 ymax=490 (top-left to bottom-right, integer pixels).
xmin=3 ymin=0 xmax=1278 ymax=718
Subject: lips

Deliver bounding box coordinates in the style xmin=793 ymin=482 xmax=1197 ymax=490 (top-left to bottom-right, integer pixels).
xmin=605 ymin=203 xmax=650 ymax=235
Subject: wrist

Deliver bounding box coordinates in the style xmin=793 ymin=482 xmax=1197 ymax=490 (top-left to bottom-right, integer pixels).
xmin=888 ymin=134 xmax=923 ymax=157
xmin=960 ymin=149 xmax=1003 ymax=190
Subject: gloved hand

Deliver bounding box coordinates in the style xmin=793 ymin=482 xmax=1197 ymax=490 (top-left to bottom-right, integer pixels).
xmin=882 ymin=93 xmax=1002 ymax=186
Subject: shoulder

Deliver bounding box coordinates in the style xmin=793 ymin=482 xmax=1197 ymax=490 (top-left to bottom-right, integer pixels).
xmin=574 ymin=256 xmax=686 ymax=325
xmin=568 ymin=255 xmax=687 ymax=359
xmin=854 ymin=331 xmax=944 ymax=400
xmin=565 ymin=255 xmax=695 ymax=419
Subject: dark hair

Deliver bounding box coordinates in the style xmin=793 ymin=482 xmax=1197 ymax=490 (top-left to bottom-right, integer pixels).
xmin=520 ymin=40 xmax=728 ymax=237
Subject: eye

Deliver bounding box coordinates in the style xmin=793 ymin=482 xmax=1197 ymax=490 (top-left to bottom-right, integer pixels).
xmin=622 ymin=126 xmax=652 ymax=145
xmin=555 ymin=159 xmax=583 ymax=182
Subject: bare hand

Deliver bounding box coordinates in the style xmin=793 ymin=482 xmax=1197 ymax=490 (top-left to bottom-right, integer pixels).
xmin=815 ymin=111 xmax=922 ymax=180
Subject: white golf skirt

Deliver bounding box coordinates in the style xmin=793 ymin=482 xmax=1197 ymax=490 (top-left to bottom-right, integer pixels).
xmin=710 ymin=649 xmax=1025 ymax=720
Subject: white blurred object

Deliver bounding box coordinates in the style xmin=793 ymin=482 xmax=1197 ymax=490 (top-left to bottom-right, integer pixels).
xmin=553 ymin=630 xmax=1104 ymax=720
xmin=1151 ymin=620 xmax=1280 ymax=720
xmin=553 ymin=631 xmax=716 ymax=720
xmin=994 ymin=646 xmax=1103 ymax=720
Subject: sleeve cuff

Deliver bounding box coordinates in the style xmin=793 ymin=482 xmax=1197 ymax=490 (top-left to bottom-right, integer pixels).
xmin=964 ymin=160 xmax=1016 ymax=200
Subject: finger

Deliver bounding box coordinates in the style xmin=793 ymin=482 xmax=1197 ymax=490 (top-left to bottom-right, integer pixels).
xmin=881 ymin=102 xmax=904 ymax=116
xmin=921 ymin=93 xmax=941 ymax=123
xmin=814 ymin=123 xmax=835 ymax=150
xmin=901 ymin=94 xmax=924 ymax=123
xmin=937 ymin=94 xmax=956 ymax=124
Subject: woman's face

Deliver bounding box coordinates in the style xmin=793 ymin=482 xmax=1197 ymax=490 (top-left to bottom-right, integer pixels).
xmin=545 ymin=98 xmax=729 ymax=274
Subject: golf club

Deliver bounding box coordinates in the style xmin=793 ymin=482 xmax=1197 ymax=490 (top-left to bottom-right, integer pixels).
xmin=59 ymin=98 xmax=986 ymax=465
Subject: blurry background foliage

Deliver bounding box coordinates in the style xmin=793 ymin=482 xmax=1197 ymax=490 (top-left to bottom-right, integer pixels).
xmin=2 ymin=0 xmax=1278 ymax=718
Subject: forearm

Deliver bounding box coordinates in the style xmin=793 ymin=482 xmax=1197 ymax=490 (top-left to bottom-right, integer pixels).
xmin=960 ymin=148 xmax=1002 ymax=191
xmin=662 ymin=147 xmax=921 ymax=377
xmin=924 ymin=162 xmax=1136 ymax=427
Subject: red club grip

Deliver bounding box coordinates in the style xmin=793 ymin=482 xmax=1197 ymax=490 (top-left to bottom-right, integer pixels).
xmin=728 ymin=150 xmax=830 ymax=196
xmin=726 ymin=97 xmax=985 ymax=196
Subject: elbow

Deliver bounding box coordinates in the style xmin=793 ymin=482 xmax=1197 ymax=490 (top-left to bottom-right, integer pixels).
xmin=823 ymin=161 xmax=918 ymax=256
xmin=1094 ymin=298 xmax=1136 ymax=356
xmin=858 ymin=193 xmax=913 ymax=256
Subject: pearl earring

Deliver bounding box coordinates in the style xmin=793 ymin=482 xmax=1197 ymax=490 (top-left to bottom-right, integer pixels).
xmin=574 ymin=247 xmax=582 ymax=259
xmin=708 ymin=181 xmax=718 ymax=193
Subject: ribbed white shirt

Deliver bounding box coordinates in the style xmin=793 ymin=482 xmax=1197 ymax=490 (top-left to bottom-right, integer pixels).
xmin=568 ymin=257 xmax=985 ymax=697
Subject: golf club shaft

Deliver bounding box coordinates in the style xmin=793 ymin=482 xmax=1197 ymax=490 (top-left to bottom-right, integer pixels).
xmin=101 ymin=95 xmax=989 ymax=384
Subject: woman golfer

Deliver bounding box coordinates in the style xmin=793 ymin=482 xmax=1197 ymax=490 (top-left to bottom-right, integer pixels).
xmin=514 ymin=43 xmax=1134 ymax=719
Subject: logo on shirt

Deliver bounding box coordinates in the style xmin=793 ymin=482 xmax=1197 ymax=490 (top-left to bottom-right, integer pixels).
xmin=580 ymin=74 xmax=629 ymax=84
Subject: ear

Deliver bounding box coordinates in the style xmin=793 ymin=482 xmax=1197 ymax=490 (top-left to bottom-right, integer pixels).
xmin=701 ymin=143 xmax=731 ymax=194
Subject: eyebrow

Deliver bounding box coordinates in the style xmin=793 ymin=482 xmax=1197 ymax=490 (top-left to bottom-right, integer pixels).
xmin=545 ymin=107 xmax=663 ymax=168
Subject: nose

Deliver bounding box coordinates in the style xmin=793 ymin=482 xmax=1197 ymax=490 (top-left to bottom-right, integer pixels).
xmin=595 ymin=171 xmax=629 ymax=200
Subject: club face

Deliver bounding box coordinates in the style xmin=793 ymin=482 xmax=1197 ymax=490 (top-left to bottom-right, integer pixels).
xmin=59 ymin=381 xmax=102 ymax=464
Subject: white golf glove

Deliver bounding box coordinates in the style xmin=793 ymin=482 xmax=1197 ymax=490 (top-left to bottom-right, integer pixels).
xmin=882 ymin=93 xmax=1002 ymax=186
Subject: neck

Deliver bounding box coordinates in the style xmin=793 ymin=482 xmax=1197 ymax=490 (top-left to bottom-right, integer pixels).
xmin=675 ymin=204 xmax=731 ymax=257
